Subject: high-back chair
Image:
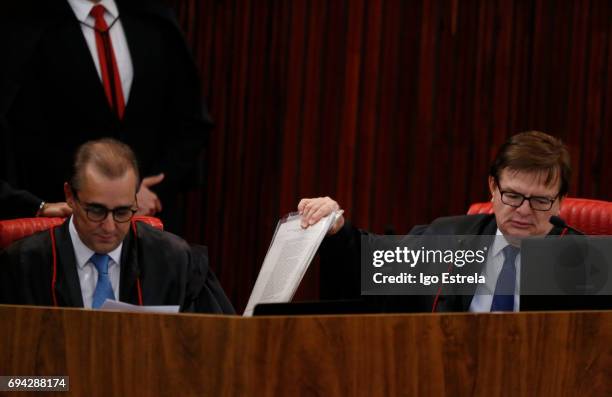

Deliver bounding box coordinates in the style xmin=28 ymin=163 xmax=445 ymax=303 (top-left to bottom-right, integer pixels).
xmin=0 ymin=216 xmax=163 ymax=249
xmin=467 ymin=197 xmax=612 ymax=235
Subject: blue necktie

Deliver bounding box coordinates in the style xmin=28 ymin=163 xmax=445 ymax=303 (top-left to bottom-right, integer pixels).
xmin=491 ymin=245 xmax=520 ymax=312
xmin=91 ymin=253 xmax=115 ymax=309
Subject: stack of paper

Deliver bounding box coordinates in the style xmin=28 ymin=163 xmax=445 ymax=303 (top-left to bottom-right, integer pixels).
xmin=243 ymin=211 xmax=341 ymax=316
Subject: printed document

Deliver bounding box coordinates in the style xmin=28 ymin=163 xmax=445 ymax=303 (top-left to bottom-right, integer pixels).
xmin=100 ymin=300 xmax=180 ymax=313
xmin=243 ymin=211 xmax=342 ymax=316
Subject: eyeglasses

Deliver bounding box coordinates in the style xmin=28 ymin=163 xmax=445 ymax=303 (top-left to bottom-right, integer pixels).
xmin=73 ymin=191 xmax=138 ymax=223
xmin=498 ymin=190 xmax=557 ymax=211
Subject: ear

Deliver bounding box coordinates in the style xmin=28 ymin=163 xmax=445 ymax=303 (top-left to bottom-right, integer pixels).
xmin=488 ymin=176 xmax=497 ymax=200
xmin=64 ymin=182 xmax=76 ymax=210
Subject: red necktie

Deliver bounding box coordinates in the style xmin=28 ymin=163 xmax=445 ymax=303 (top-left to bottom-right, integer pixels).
xmin=90 ymin=5 xmax=125 ymax=120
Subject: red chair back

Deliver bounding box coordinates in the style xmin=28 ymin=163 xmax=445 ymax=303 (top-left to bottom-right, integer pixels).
xmin=467 ymin=198 xmax=612 ymax=235
xmin=0 ymin=216 xmax=163 ymax=249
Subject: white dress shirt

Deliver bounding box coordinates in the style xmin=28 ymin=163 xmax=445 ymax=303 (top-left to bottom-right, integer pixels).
xmin=469 ymin=229 xmax=521 ymax=312
xmin=69 ymin=217 xmax=122 ymax=308
xmin=67 ymin=0 xmax=133 ymax=102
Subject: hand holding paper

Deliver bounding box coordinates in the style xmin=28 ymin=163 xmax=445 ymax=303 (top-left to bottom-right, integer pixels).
xmin=243 ymin=211 xmax=343 ymax=316
xmin=297 ymin=196 xmax=345 ymax=234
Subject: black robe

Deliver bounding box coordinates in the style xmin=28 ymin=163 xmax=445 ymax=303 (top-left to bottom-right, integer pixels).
xmin=320 ymin=214 xmax=609 ymax=312
xmin=0 ymin=220 xmax=234 ymax=314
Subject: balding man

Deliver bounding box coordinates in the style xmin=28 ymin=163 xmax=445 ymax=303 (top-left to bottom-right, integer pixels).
xmin=0 ymin=138 xmax=233 ymax=314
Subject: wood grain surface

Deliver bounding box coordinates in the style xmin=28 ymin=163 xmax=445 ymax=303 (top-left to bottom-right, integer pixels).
xmin=1 ymin=305 xmax=611 ymax=396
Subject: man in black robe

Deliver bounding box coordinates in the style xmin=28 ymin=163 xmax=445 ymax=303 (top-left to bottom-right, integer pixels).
xmin=297 ymin=131 xmax=609 ymax=312
xmin=0 ymin=139 xmax=233 ymax=314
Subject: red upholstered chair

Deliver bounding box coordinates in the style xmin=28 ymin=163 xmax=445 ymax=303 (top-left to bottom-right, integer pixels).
xmin=467 ymin=198 xmax=612 ymax=235
xmin=0 ymin=216 xmax=163 ymax=250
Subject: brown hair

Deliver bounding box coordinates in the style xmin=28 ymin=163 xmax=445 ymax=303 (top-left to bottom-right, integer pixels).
xmin=70 ymin=138 xmax=140 ymax=191
xmin=489 ymin=131 xmax=571 ymax=196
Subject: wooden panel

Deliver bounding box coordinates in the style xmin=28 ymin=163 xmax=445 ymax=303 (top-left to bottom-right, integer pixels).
xmin=1 ymin=305 xmax=612 ymax=396
xmin=168 ymin=0 xmax=612 ymax=310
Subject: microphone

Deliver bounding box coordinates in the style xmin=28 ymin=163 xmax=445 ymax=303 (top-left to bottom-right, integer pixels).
xmin=549 ymin=215 xmax=583 ymax=235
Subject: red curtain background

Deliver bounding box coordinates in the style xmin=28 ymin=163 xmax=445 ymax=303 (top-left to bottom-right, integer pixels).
xmin=170 ymin=0 xmax=612 ymax=312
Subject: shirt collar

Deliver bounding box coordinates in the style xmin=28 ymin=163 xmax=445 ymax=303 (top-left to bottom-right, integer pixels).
xmin=491 ymin=228 xmax=513 ymax=258
xmin=69 ymin=216 xmax=122 ymax=269
xmin=67 ymin=0 xmax=120 ymax=23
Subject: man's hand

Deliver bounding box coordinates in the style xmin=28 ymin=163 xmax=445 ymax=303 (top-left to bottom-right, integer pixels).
xmin=39 ymin=202 xmax=72 ymax=217
xmin=137 ymin=173 xmax=164 ymax=216
xmin=298 ymin=196 xmax=344 ymax=235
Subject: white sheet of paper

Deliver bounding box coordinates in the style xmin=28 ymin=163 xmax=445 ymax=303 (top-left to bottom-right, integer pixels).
xmin=243 ymin=211 xmax=341 ymax=316
xmin=100 ymin=299 xmax=179 ymax=314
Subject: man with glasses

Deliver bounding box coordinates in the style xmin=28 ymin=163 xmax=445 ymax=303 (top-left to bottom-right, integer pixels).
xmin=0 ymin=139 xmax=233 ymax=314
xmin=297 ymin=131 xmax=582 ymax=312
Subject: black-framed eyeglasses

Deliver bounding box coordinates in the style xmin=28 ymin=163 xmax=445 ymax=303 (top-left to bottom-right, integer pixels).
xmin=73 ymin=191 xmax=138 ymax=223
xmin=498 ymin=190 xmax=557 ymax=211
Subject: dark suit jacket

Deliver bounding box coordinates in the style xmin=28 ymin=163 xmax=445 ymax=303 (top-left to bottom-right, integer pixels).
xmin=0 ymin=0 xmax=211 ymax=227
xmin=0 ymin=179 xmax=41 ymax=219
xmin=320 ymin=214 xmax=607 ymax=312
xmin=0 ymin=112 xmax=42 ymax=219
xmin=0 ymin=219 xmax=234 ymax=314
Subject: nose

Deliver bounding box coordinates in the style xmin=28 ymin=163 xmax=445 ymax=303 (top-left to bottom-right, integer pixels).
xmin=99 ymin=214 xmax=117 ymax=232
xmin=515 ymin=198 xmax=532 ymax=215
